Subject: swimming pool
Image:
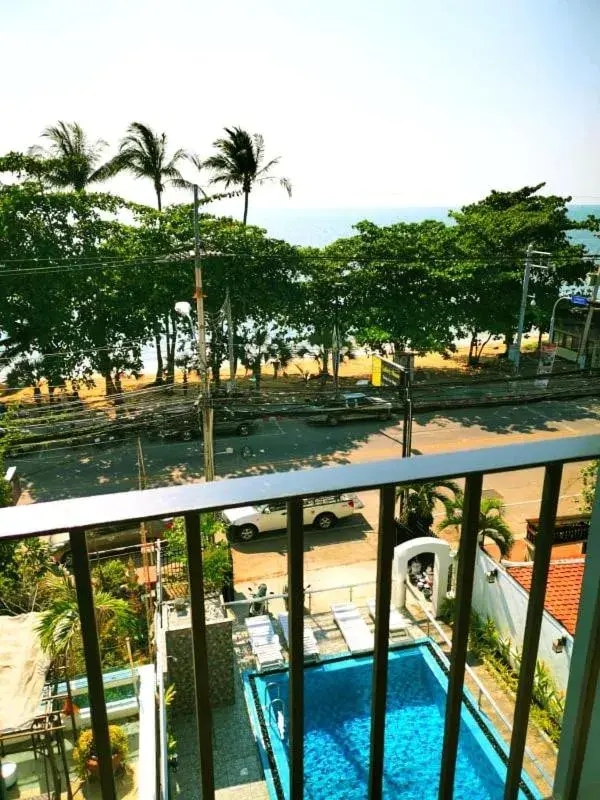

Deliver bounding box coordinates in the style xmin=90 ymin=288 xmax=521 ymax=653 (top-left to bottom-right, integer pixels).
xmin=244 ymin=643 xmax=541 ymax=800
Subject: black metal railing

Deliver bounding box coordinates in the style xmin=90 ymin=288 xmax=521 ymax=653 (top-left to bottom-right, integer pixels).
xmin=1 ymin=434 xmax=599 ymax=800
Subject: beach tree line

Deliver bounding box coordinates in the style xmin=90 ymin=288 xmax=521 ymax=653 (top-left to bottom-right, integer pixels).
xmin=0 ymin=121 xmax=595 ymax=396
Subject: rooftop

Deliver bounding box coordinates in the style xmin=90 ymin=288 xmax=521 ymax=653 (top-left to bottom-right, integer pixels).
xmin=506 ymin=559 xmax=586 ymax=636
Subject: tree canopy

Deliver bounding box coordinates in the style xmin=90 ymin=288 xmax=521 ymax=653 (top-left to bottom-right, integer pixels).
xmin=0 ymin=134 xmax=594 ymax=399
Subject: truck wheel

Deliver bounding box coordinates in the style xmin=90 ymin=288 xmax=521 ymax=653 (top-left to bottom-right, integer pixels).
xmin=237 ymin=423 xmax=250 ymax=436
xmin=315 ymin=512 xmax=337 ymax=530
xmin=237 ymin=524 xmax=258 ymax=542
xmin=181 ymin=429 xmax=193 ymax=442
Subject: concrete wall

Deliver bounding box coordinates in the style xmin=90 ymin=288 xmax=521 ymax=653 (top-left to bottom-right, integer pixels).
xmin=163 ymin=598 xmax=235 ymax=714
xmin=471 ymin=549 xmax=573 ymax=692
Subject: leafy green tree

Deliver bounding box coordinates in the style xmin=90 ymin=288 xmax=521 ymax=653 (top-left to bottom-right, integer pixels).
xmin=0 ymin=539 xmax=54 ymax=615
xmin=439 ymin=496 xmax=515 ymax=557
xmin=204 ymin=127 xmax=291 ymax=224
xmin=450 ymin=184 xmax=589 ymax=357
xmin=31 ymin=121 xmax=117 ymax=190
xmin=323 ymin=219 xmax=460 ymax=355
xmin=580 ymin=461 xmax=598 ymax=514
xmin=160 ymin=207 xmax=303 ymax=380
xmin=111 ymin=122 xmax=188 ymax=211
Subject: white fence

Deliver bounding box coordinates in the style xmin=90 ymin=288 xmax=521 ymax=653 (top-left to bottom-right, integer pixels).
xmin=472 ymin=549 xmax=573 ymax=691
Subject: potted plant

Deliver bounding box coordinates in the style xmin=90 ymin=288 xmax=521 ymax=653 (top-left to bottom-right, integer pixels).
xmin=73 ymin=724 xmax=129 ymax=779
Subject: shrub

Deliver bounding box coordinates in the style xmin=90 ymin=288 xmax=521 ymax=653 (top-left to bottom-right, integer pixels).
xmin=73 ymin=724 xmax=129 ymax=778
xmin=164 ymin=516 xmax=232 ymax=595
xmin=93 ymin=559 xmax=127 ymax=596
xmin=580 ymin=460 xmax=598 ymax=514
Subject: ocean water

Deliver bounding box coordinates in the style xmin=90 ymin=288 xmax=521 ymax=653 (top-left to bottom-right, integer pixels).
xmin=247 ymin=204 xmax=600 ymax=250
xmin=250 ymin=645 xmax=540 ymax=800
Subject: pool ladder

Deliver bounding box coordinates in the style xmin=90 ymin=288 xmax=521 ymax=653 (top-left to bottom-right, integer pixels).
xmin=264 ymin=682 xmax=287 ymax=741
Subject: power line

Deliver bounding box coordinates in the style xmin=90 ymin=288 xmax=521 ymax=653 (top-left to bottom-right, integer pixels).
xmin=1 ymin=250 xmax=597 ymax=277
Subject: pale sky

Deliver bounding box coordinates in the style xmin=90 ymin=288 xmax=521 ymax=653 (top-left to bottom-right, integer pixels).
xmin=1 ymin=0 xmax=599 ymax=215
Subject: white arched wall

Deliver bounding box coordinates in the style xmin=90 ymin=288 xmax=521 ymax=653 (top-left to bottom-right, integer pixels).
xmin=393 ymin=536 xmax=451 ymax=617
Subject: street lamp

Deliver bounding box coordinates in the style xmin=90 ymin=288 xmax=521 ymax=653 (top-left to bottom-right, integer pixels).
xmin=548 ymin=297 xmax=570 ymax=342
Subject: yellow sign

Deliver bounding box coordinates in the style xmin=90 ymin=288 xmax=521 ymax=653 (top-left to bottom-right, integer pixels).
xmin=371 ymin=355 xmax=382 ymax=387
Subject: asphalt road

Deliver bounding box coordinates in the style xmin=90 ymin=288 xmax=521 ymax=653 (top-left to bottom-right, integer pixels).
xmin=14 ymin=395 xmax=600 ymax=505
xmin=13 ymin=396 xmax=599 ymax=586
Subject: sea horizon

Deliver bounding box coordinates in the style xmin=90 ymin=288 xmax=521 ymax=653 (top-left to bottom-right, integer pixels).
xmin=241 ymin=204 xmax=600 ymax=250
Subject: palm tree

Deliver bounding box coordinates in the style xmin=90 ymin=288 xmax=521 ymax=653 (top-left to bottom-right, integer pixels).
xmin=204 ymin=127 xmax=291 ymax=224
xmin=400 ymin=480 xmax=463 ymax=534
xmin=36 ymin=572 xmax=134 ymax=660
xmin=111 ymin=122 xmax=188 ymax=211
xmin=439 ymin=496 xmax=515 ymax=558
xmin=32 ymin=121 xmax=116 ymax=190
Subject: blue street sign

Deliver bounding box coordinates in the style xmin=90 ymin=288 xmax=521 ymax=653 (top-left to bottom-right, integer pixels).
xmin=570 ymin=295 xmax=589 ymax=307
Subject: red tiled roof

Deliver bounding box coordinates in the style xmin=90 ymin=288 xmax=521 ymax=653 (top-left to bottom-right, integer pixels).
xmin=506 ymin=561 xmax=585 ymax=636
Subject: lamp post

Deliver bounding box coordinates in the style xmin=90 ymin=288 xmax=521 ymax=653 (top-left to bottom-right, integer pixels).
xmin=548 ymin=296 xmax=571 ymax=342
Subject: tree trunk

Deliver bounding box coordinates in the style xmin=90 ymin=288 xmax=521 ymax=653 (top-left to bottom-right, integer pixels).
xmin=253 ymin=356 xmax=262 ymax=391
xmin=468 ymin=333 xmax=478 ymax=366
xmin=114 ymin=371 xmax=124 ymax=406
xmin=183 ymin=368 xmax=188 ymax=395
xmin=503 ymin=330 xmax=514 ymax=356
xmin=48 ymin=385 xmax=56 ymax=403
xmin=321 ymin=347 xmax=330 ymax=375
xmin=104 ymin=369 xmax=117 ymax=396
xmin=165 ymin=313 xmax=176 ymax=385
xmin=537 ymin=327 xmax=543 ymax=353
xmin=476 ymin=333 xmax=493 ymax=361
xmin=156 ymin=189 xmax=162 ymax=212
xmin=242 ymin=190 xmax=249 ymax=224
xmin=33 ymin=385 xmax=42 ymax=405
xmin=154 ymin=332 xmax=164 ymax=384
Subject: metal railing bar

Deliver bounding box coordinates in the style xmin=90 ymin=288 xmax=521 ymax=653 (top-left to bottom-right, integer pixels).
xmin=69 ymin=530 xmax=116 ymax=800
xmin=184 ymin=512 xmax=215 ymax=800
xmin=287 ymin=498 xmax=304 ymax=800
xmin=561 ymin=576 xmax=600 ymax=800
xmin=439 ymin=472 xmax=484 ymax=800
xmin=2 ymin=435 xmax=598 ymax=538
xmin=368 ymin=485 xmax=397 ymax=800
xmin=504 ymin=463 xmax=563 ymax=800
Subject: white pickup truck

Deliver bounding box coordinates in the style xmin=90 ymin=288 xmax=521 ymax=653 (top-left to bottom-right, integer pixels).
xmin=222 ymin=493 xmax=364 ymax=541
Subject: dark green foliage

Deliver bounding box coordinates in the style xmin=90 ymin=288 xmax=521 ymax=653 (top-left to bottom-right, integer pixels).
xmin=164 ymin=516 xmax=232 ymax=595
xmin=580 ymin=461 xmax=598 ymax=514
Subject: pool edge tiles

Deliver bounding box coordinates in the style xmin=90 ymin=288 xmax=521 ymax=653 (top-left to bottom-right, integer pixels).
xmin=243 ymin=642 xmax=542 ymax=800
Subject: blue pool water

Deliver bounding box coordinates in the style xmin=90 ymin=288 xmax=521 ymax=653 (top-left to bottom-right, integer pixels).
xmin=245 ymin=644 xmax=540 ymax=800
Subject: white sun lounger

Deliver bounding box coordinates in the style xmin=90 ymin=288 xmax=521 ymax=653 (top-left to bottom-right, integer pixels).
xmin=331 ymin=603 xmax=374 ymax=654
xmin=277 ymin=612 xmax=319 ymax=659
xmin=245 ymin=615 xmax=285 ymax=671
xmin=367 ymin=598 xmax=410 ymax=635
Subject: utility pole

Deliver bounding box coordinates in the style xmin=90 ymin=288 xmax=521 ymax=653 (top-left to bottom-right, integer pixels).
xmin=577 ymin=264 xmax=600 ymax=368
xmin=511 ymin=245 xmax=551 ymax=373
xmin=225 ymin=289 xmax=236 ymax=393
xmin=511 ymin=244 xmax=533 ymax=373
xmin=193 ymin=185 xmax=215 ymax=482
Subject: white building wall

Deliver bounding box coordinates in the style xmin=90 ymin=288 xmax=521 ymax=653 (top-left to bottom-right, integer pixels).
xmin=471 ymin=549 xmax=573 ymax=692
